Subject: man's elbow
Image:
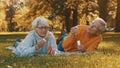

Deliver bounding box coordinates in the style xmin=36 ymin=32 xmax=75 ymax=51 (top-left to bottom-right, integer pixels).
xmin=62 ymin=43 xmax=68 ymax=52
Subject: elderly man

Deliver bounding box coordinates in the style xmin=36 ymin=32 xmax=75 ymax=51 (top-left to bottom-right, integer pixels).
xmin=62 ymin=18 xmax=107 ymax=52
xmin=15 ymin=17 xmax=58 ymax=57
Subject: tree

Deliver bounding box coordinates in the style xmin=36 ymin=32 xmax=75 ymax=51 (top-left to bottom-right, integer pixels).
xmin=64 ymin=8 xmax=71 ymax=32
xmin=47 ymin=0 xmax=83 ymax=32
xmin=13 ymin=0 xmax=115 ymax=32
xmin=5 ymin=1 xmax=15 ymax=32
xmin=98 ymin=0 xmax=109 ymax=22
xmin=85 ymin=0 xmax=89 ymax=25
xmin=14 ymin=0 xmax=52 ymax=31
xmin=115 ymin=0 xmax=120 ymax=32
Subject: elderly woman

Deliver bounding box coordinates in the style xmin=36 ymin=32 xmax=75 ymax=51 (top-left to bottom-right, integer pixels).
xmin=62 ymin=18 xmax=107 ymax=52
xmin=15 ymin=17 xmax=58 ymax=57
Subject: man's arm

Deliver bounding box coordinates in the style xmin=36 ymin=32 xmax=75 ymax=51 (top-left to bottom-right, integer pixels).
xmin=62 ymin=26 xmax=79 ymax=52
xmin=86 ymin=36 xmax=102 ymax=52
xmin=86 ymin=42 xmax=100 ymax=52
xmin=62 ymin=34 xmax=74 ymax=51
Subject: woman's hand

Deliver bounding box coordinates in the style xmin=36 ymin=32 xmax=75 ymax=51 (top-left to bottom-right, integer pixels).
xmin=35 ymin=38 xmax=46 ymax=50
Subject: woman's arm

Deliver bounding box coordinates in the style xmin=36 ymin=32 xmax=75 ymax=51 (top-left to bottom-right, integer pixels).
xmin=15 ymin=34 xmax=36 ymax=57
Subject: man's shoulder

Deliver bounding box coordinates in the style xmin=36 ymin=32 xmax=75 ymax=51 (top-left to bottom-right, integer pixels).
xmin=78 ymin=24 xmax=88 ymax=28
xmin=77 ymin=25 xmax=88 ymax=30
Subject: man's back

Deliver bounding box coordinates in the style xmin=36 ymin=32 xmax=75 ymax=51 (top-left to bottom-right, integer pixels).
xmin=62 ymin=25 xmax=102 ymax=52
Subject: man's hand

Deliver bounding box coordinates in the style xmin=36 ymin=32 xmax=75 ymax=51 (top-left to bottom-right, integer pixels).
xmin=77 ymin=45 xmax=85 ymax=52
xmin=70 ymin=26 xmax=78 ymax=38
xmin=35 ymin=38 xmax=46 ymax=50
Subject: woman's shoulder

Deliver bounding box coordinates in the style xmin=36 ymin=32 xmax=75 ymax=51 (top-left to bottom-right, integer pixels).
xmin=25 ymin=30 xmax=36 ymax=38
xmin=47 ymin=31 xmax=55 ymax=39
xmin=48 ymin=31 xmax=54 ymax=35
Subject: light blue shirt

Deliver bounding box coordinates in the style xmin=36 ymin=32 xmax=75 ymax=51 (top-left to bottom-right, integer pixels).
xmin=15 ymin=30 xmax=58 ymax=57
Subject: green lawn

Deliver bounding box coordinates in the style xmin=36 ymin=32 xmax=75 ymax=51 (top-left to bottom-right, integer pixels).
xmin=0 ymin=32 xmax=120 ymax=68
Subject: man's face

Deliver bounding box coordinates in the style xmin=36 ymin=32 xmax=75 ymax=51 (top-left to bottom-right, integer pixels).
xmin=87 ymin=22 xmax=101 ymax=35
xmin=35 ymin=22 xmax=49 ymax=37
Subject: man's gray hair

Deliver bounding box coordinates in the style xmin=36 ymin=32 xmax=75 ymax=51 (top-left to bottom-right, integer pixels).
xmin=32 ymin=17 xmax=49 ymax=29
xmin=94 ymin=18 xmax=107 ymax=32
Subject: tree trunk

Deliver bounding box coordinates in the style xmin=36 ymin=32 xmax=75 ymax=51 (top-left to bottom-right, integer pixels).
xmin=85 ymin=0 xmax=89 ymax=25
xmin=72 ymin=6 xmax=78 ymax=27
xmin=64 ymin=8 xmax=71 ymax=33
xmin=5 ymin=5 xmax=15 ymax=32
xmin=115 ymin=0 xmax=120 ymax=32
xmin=98 ymin=0 xmax=108 ymax=22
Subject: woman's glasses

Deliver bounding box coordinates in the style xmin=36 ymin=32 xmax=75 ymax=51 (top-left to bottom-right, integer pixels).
xmin=37 ymin=26 xmax=49 ymax=30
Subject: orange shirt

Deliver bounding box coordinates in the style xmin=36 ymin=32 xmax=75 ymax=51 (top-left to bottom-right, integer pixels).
xmin=62 ymin=25 xmax=102 ymax=52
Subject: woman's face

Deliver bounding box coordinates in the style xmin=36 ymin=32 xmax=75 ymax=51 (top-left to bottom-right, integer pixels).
xmin=35 ymin=22 xmax=49 ymax=37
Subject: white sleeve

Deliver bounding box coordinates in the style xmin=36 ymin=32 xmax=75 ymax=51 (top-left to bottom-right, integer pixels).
xmin=15 ymin=34 xmax=36 ymax=57
xmin=48 ymin=32 xmax=58 ymax=51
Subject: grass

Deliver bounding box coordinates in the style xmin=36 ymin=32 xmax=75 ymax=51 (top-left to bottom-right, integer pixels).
xmin=0 ymin=32 xmax=120 ymax=68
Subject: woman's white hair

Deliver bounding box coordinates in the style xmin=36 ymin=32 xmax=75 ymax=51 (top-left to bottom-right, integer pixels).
xmin=93 ymin=18 xmax=107 ymax=32
xmin=32 ymin=17 xmax=49 ymax=29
